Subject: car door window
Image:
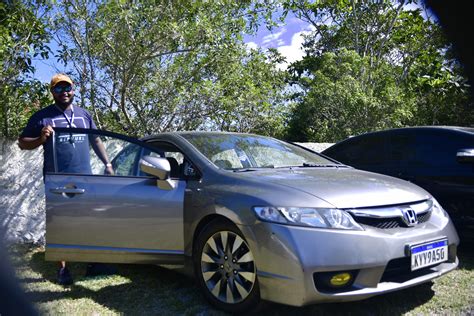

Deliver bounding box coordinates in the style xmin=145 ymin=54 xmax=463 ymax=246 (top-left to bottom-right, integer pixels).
xmin=388 ymin=134 xmax=416 ymax=164
xmin=416 ymin=133 xmax=474 ymax=172
xmin=141 ymin=141 xmax=196 ymax=179
xmin=329 ymin=136 xmax=386 ymax=166
xmin=326 ymin=139 xmax=361 ymax=165
xmin=52 ymin=128 xmax=159 ymax=177
xmin=111 ymin=143 xmax=141 ymax=176
xmin=355 ymin=136 xmax=386 ymax=165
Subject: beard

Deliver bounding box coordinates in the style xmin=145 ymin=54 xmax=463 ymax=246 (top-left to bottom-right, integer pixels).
xmin=54 ymin=94 xmax=74 ymax=109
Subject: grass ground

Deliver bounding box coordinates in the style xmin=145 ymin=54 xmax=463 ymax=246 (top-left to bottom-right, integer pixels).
xmin=8 ymin=244 xmax=474 ymax=315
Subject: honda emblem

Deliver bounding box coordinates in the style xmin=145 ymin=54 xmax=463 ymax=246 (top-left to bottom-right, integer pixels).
xmin=401 ymin=208 xmax=418 ymax=227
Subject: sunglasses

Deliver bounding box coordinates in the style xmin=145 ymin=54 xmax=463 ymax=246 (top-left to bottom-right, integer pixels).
xmin=52 ymin=85 xmax=73 ymax=94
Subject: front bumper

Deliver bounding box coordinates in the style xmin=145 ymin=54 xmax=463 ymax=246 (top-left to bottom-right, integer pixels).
xmin=239 ymin=218 xmax=459 ymax=306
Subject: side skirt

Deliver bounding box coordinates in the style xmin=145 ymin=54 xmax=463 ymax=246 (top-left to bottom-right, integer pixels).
xmin=45 ymin=244 xmax=185 ymax=264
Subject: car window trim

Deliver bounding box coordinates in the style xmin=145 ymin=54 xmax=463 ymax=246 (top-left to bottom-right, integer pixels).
xmin=48 ymin=127 xmax=163 ymax=176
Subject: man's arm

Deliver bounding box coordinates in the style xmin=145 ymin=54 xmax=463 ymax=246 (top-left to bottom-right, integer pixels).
xmin=91 ymin=136 xmax=114 ymax=175
xmin=18 ymin=125 xmax=53 ymax=150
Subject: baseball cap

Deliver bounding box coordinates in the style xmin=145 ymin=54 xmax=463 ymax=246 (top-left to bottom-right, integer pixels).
xmin=50 ymin=74 xmax=73 ymax=88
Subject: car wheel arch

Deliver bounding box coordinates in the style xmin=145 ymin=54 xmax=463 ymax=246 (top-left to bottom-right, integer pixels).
xmin=191 ymin=215 xmax=236 ymax=255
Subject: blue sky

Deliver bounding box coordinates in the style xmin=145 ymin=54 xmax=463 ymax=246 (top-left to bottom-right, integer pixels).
xmin=244 ymin=15 xmax=313 ymax=68
xmin=33 ymin=16 xmax=312 ymax=82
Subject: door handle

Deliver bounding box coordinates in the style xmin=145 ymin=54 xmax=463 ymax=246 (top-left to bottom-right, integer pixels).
xmin=50 ymin=187 xmax=85 ymax=194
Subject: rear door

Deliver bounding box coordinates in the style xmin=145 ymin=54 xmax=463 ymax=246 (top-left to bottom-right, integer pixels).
xmin=413 ymin=130 xmax=474 ymax=234
xmin=45 ymin=128 xmax=185 ymax=264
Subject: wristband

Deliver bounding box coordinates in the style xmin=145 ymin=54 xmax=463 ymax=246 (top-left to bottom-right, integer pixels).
xmin=105 ymin=163 xmax=112 ymax=167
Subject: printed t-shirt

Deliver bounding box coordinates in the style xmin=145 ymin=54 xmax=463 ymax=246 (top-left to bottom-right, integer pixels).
xmin=20 ymin=104 xmax=97 ymax=175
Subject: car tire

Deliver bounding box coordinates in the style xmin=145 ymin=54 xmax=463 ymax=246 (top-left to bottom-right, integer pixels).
xmin=194 ymin=219 xmax=260 ymax=313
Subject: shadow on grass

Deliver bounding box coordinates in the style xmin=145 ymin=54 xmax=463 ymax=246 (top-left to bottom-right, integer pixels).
xmin=24 ymin=250 xmax=213 ymax=315
xmin=458 ymin=242 xmax=474 ymax=270
xmin=16 ymin=247 xmax=473 ymax=315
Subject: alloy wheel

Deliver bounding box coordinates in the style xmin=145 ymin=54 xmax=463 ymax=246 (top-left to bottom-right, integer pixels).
xmin=200 ymin=230 xmax=256 ymax=304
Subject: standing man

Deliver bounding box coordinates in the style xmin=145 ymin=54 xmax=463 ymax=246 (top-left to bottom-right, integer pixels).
xmin=18 ymin=74 xmax=114 ymax=285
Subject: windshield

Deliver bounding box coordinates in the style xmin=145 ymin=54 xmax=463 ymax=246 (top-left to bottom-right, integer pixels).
xmin=181 ymin=133 xmax=340 ymax=170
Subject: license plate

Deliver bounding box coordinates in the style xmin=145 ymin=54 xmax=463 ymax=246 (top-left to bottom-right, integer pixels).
xmin=410 ymin=239 xmax=448 ymax=271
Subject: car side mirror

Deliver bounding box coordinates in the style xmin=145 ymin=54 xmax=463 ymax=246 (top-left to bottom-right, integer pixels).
xmin=456 ymin=148 xmax=474 ymax=164
xmin=139 ymin=156 xmax=176 ymax=190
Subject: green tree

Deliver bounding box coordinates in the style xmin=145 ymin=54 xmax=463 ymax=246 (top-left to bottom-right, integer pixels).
xmin=284 ymin=0 xmax=472 ymax=142
xmin=0 ymin=0 xmax=51 ymax=138
xmin=286 ymin=49 xmax=415 ymax=141
xmin=51 ymin=0 xmax=286 ymax=137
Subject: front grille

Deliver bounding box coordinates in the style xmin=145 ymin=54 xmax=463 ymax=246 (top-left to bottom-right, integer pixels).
xmin=353 ymin=211 xmax=431 ymax=229
xmin=417 ymin=211 xmax=431 ymax=223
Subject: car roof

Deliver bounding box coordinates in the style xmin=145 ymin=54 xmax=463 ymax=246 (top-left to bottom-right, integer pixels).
xmin=415 ymin=126 xmax=474 ymax=133
xmin=323 ymin=126 xmax=474 ymax=152
xmin=346 ymin=126 xmax=473 ymax=139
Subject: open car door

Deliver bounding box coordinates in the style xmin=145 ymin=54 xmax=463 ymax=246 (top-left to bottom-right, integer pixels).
xmin=44 ymin=128 xmax=185 ymax=264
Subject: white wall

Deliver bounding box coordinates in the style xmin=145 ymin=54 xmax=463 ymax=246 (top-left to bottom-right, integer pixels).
xmin=0 ymin=139 xmax=333 ymax=245
xmin=0 ymin=140 xmax=45 ymax=244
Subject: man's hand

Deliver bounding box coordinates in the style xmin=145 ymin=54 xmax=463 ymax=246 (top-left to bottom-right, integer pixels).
xmin=105 ymin=165 xmax=114 ymax=175
xmin=40 ymin=125 xmax=54 ymax=143
xmin=18 ymin=125 xmax=54 ymax=150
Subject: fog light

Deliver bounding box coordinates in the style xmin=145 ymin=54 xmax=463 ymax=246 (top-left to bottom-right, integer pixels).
xmin=313 ymin=270 xmax=358 ymax=292
xmin=330 ymin=272 xmax=352 ymax=286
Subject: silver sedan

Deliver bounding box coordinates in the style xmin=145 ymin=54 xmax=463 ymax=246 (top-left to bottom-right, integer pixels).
xmin=45 ymin=128 xmax=459 ymax=312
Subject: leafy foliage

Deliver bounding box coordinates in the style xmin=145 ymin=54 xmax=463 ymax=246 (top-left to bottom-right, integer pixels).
xmin=50 ymin=0 xmax=286 ymax=137
xmin=284 ymin=0 xmax=473 ymax=142
xmin=0 ymin=0 xmax=52 ymax=138
xmin=286 ymin=49 xmax=415 ymax=141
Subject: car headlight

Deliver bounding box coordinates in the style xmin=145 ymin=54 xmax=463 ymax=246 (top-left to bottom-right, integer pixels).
xmin=252 ymin=206 xmax=363 ymax=230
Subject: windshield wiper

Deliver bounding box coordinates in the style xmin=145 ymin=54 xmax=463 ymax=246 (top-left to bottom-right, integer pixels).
xmin=274 ymin=164 xmax=345 ymax=169
xmin=301 ymin=163 xmax=347 ymax=168
xmin=232 ymin=166 xmax=275 ymax=172
xmin=232 ymin=168 xmax=257 ymax=172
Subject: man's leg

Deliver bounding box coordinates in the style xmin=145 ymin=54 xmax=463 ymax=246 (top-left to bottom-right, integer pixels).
xmin=57 ymin=261 xmax=73 ymax=285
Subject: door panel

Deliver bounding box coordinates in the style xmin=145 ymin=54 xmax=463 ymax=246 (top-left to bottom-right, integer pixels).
xmin=413 ymin=132 xmax=474 ymax=235
xmin=45 ymin=128 xmax=185 ymax=264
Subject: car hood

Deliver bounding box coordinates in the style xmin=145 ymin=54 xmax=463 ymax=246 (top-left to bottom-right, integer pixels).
xmin=235 ymin=167 xmax=430 ymax=209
